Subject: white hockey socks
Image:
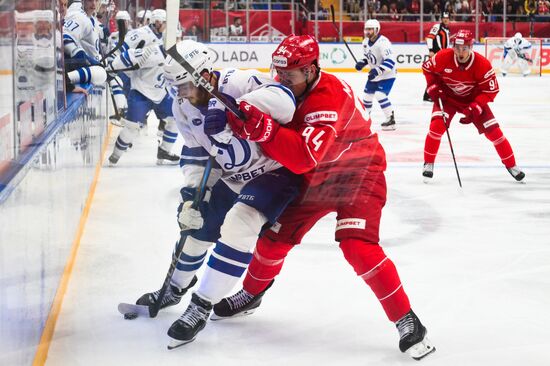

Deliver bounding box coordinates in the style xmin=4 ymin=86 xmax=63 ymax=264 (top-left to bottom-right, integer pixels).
xmin=159 ymin=117 xmax=178 ymax=152
xmin=171 ymin=236 xmax=212 ymax=291
xmin=375 ymin=91 xmax=394 ymax=120
xmin=195 ymin=203 xmax=266 ymax=304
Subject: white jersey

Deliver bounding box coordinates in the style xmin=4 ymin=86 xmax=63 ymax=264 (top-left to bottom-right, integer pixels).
xmin=63 ymin=2 xmax=100 ymax=60
xmin=503 ymin=37 xmax=532 ymax=60
xmin=361 ymin=34 xmax=396 ymax=81
xmin=109 ymin=25 xmax=166 ymax=102
xmin=110 ymin=44 xmax=167 ymax=103
xmin=172 ymin=68 xmax=296 ymax=193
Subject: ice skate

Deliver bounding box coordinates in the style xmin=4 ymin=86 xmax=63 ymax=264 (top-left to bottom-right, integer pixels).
xmin=167 ymin=293 xmax=212 ymax=349
xmin=395 ymin=310 xmax=436 ymax=360
xmin=381 ymin=112 xmax=396 ymax=131
xmin=211 ymin=280 xmax=274 ymax=320
xmin=108 ymin=151 xmax=121 ymax=166
xmin=422 ymin=163 xmax=434 ymax=183
xmin=136 ymin=276 xmax=197 ymax=311
xmin=157 ymin=146 xmax=179 ymax=165
xmin=507 ymin=165 xmax=525 ymax=182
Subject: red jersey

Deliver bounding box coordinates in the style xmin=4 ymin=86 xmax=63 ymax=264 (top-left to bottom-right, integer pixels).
xmin=260 ymin=71 xmax=386 ymax=187
xmin=422 ymin=49 xmax=499 ymax=106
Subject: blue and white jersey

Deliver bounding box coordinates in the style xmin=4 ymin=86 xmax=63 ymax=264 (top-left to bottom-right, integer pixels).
xmin=110 ymin=44 xmax=167 ymax=103
xmin=63 ymin=2 xmax=100 ymax=61
xmin=503 ymin=37 xmax=532 ymax=59
xmin=121 ymin=25 xmax=163 ymax=52
xmin=172 ymin=68 xmax=296 ymax=193
xmin=361 ymin=34 xmax=397 ymax=81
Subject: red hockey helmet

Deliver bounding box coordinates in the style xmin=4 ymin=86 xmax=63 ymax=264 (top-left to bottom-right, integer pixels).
xmin=452 ymin=29 xmax=474 ymax=47
xmin=272 ymin=35 xmax=320 ymax=70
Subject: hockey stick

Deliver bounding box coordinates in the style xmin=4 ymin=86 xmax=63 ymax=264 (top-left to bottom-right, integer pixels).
xmin=165 ymin=45 xmax=245 ymax=119
xmin=118 ymin=144 xmax=218 ymax=319
xmin=438 ymin=98 xmax=462 ymax=188
xmin=100 ymin=19 xmax=127 ymax=63
xmin=329 ymin=5 xmax=359 ymax=64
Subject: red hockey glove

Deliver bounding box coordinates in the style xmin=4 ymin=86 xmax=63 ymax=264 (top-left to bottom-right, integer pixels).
xmin=426 ymin=84 xmax=445 ymax=102
xmin=227 ymin=101 xmax=279 ymax=143
xmin=460 ymin=102 xmax=483 ymax=124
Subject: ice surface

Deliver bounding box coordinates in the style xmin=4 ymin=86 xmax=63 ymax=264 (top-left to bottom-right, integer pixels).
xmin=45 ymin=73 xmax=550 ymax=366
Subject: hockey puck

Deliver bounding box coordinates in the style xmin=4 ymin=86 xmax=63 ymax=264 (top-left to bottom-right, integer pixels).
xmin=124 ymin=312 xmax=138 ymax=320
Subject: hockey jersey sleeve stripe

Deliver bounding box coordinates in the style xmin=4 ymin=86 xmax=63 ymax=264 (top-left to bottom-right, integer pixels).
xmin=120 ymin=51 xmax=133 ymax=67
xmin=265 ymin=84 xmax=296 ymax=106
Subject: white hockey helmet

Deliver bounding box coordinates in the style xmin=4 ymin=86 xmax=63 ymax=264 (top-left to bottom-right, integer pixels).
xmin=137 ymin=9 xmax=152 ymax=23
xmin=514 ymin=32 xmax=522 ymax=39
xmin=151 ymin=9 xmax=166 ymax=23
xmin=115 ymin=10 xmax=131 ymax=21
xmin=34 ymin=9 xmax=54 ymax=22
xmin=164 ymin=40 xmax=213 ymax=86
xmin=364 ymin=19 xmax=381 ymax=34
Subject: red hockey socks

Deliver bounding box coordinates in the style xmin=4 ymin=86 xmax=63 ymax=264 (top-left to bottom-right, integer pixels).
xmin=485 ymin=127 xmax=516 ymax=168
xmin=339 ymin=238 xmax=411 ymax=322
xmin=243 ymin=237 xmax=295 ymax=295
xmin=424 ymin=117 xmax=446 ymax=163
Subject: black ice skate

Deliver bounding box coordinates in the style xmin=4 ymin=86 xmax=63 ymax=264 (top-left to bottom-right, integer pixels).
xmin=381 ymin=112 xmax=396 ymax=131
xmin=507 ymin=165 xmax=525 ymax=182
xmin=136 ymin=276 xmax=198 ymax=310
xmin=422 ymin=162 xmax=434 ymax=182
xmin=395 ymin=310 xmax=436 ymax=360
xmin=211 ymin=280 xmax=274 ymax=320
xmin=167 ymin=293 xmax=213 ymax=349
xmin=156 ymin=146 xmax=179 ymax=165
xmin=108 ymin=152 xmax=121 ymax=166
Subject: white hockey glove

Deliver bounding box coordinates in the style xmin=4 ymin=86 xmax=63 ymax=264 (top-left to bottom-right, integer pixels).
xmin=178 ymin=201 xmax=204 ymax=230
xmin=177 ymin=187 xmax=210 ymax=231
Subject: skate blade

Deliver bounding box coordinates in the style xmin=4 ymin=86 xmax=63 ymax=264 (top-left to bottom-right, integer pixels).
xmin=167 ymin=337 xmax=196 ymax=350
xmin=117 ymin=302 xmax=151 ymax=318
xmin=405 ymin=336 xmax=436 ymax=360
xmin=210 ymin=308 xmax=257 ymax=321
xmin=381 ymin=125 xmax=396 ymax=131
xmin=422 ymin=176 xmax=433 ymax=184
xmin=156 ymin=159 xmax=180 ymax=166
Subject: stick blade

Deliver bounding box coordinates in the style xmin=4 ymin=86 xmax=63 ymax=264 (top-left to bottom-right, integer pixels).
xmin=117 ymin=302 xmax=152 ymax=319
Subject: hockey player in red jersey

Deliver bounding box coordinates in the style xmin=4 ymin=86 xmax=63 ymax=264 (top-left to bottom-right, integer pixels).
xmin=218 ymin=35 xmax=436 ymax=360
xmin=422 ymin=29 xmax=525 ymax=182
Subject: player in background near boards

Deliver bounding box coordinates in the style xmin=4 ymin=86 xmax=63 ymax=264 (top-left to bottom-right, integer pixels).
xmin=107 ymin=9 xmax=181 ymax=166
xmin=501 ymin=32 xmax=533 ymax=77
xmin=354 ymin=19 xmax=397 ymax=131
xmin=423 ymin=12 xmax=450 ymax=101
xmin=422 ymin=29 xmax=525 ymax=182
xmin=216 ymin=34 xmax=436 ymax=361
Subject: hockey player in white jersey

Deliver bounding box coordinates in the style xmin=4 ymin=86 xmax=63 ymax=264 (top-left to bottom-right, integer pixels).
xmin=355 ymin=19 xmax=397 ymax=131
xmin=63 ymin=0 xmax=108 ymax=86
xmin=107 ymin=9 xmax=181 ymax=165
xmin=130 ymin=40 xmax=300 ymax=348
xmin=501 ymin=32 xmax=532 ymax=77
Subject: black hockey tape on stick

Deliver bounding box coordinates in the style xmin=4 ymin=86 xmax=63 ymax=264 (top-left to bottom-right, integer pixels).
xmin=330 ymin=5 xmax=359 ymax=64
xmin=100 ymin=19 xmax=127 ymax=63
xmin=166 ymin=45 xmax=245 ymax=119
xmin=438 ymin=98 xmax=462 ymax=188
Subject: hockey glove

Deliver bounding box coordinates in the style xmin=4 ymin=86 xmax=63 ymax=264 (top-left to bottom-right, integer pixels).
xmin=355 ymin=59 xmax=367 ymax=71
xmin=368 ymin=68 xmax=380 ymax=81
xmin=426 ymin=84 xmax=445 ymax=102
xmin=204 ymin=94 xmax=237 ymax=145
xmin=227 ymin=101 xmax=279 ymax=143
xmin=177 ymin=187 xmax=210 ymax=231
xmin=459 ymin=102 xmax=483 ymax=124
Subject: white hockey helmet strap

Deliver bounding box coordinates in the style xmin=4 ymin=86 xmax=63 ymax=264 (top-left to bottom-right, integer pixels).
xmin=364 ymin=19 xmax=380 ymax=33
xmin=164 ymin=40 xmax=213 ymax=87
